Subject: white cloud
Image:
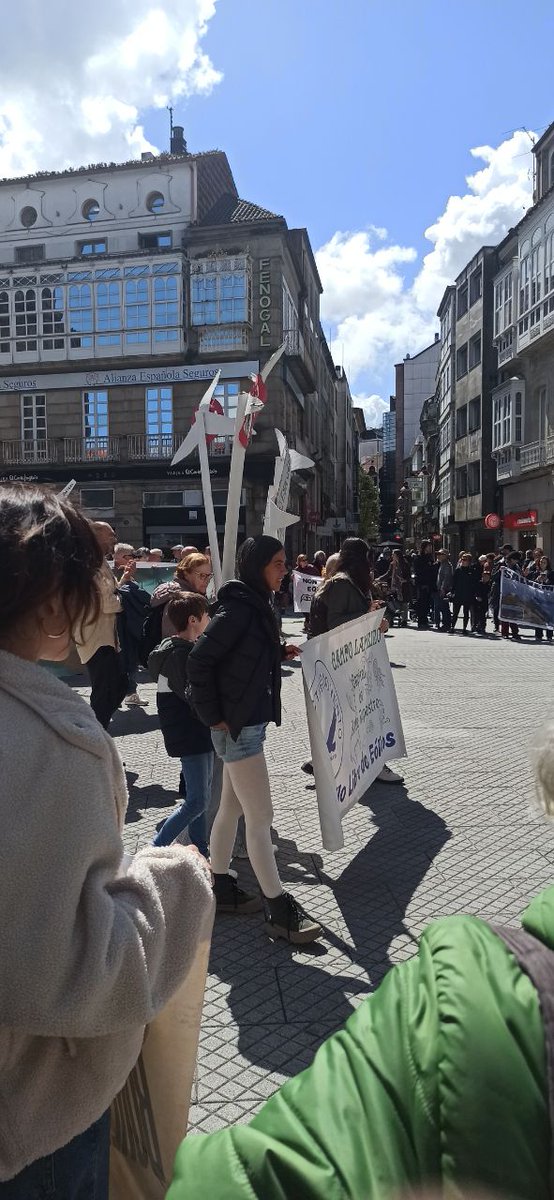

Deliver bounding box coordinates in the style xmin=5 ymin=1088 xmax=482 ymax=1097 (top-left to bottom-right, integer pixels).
xmin=316 ymin=131 xmax=534 ymax=418
xmin=0 ymin=0 xmax=221 ymax=177
xmin=353 ymin=393 xmax=389 ymax=428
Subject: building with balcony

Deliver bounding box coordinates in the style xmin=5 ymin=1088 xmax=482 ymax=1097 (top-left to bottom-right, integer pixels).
xmin=492 ymin=122 xmax=554 ymax=555
xmin=452 ymin=246 xmax=498 ymax=553
xmin=0 ymin=137 xmax=356 ymax=553
xmin=436 ymin=286 xmax=456 ymax=549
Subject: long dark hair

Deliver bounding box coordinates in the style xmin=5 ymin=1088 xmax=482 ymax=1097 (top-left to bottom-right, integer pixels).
xmin=0 ymin=484 xmax=102 ymax=641
xmin=336 ymin=537 xmax=371 ymax=595
xmin=236 ymin=536 xmax=283 ymax=597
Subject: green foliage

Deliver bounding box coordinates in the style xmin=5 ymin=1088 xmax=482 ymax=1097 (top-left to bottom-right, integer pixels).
xmin=358 ymin=467 xmax=380 ymax=542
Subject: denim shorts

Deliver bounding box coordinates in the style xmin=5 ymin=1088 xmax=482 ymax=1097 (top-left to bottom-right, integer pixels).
xmin=211 ymin=722 xmax=267 ymax=763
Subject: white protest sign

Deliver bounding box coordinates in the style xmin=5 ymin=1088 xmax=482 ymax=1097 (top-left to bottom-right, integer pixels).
xmin=292 ymin=569 xmax=319 ymax=613
xmin=301 ymin=609 xmax=407 ymax=851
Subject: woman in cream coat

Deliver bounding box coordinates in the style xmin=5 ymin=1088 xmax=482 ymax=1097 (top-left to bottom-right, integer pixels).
xmin=0 ymin=484 xmax=213 ymax=1198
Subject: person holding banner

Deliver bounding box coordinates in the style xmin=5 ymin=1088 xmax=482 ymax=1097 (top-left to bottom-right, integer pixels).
xmin=303 ymin=538 xmax=403 ymax=785
xmin=0 ymin=485 xmax=214 ymax=1198
xmin=188 ymin=535 xmax=322 ymax=944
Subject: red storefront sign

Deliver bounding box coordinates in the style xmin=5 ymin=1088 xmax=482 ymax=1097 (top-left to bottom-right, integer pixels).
xmin=484 ymin=513 xmax=502 ymax=530
xmin=503 ymin=509 xmax=538 ymax=530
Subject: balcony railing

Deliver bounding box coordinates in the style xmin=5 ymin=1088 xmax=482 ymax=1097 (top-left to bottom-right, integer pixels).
xmin=520 ymin=438 xmax=554 ymax=470
xmin=0 ymin=433 xmax=231 ymax=467
xmin=127 ymin=433 xmax=183 ymax=461
xmin=0 ymin=438 xmax=60 ymax=465
xmin=64 ymin=437 xmax=121 ymax=463
xmin=284 ymin=328 xmax=305 ymax=357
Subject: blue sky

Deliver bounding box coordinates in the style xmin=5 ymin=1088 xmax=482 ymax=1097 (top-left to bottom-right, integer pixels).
xmin=3 ymin=0 xmax=554 ymax=420
xmin=142 ymin=0 xmax=554 ymax=417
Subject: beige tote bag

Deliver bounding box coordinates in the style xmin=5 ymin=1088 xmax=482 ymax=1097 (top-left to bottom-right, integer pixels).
xmin=109 ymin=902 xmax=214 ymax=1199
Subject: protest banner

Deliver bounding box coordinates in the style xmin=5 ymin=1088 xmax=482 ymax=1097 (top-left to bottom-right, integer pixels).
xmin=301 ymin=609 xmax=407 ymax=851
xmin=500 ymin=566 xmax=554 ymax=628
xmin=292 ymin=569 xmax=319 ymax=613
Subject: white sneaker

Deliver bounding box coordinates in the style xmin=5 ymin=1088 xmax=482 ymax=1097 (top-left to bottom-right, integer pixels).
xmin=125 ymin=693 xmax=149 ymax=707
xmin=376 ymin=764 xmax=404 ymax=784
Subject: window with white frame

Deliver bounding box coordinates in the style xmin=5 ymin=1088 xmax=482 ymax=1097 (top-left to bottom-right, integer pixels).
xmin=282 ymin=278 xmax=298 ymax=333
xmin=14 ymin=288 xmax=37 ymax=351
xmin=145 ymin=387 xmax=173 ymax=455
xmin=494 ymin=281 xmax=502 ymax=337
xmin=153 ymin=275 xmax=178 ymax=342
xmin=83 ymin=390 xmax=108 ymax=450
xmin=68 ymin=283 xmax=93 ymax=348
xmin=0 ymin=291 xmax=8 ymax=353
xmin=190 ymin=257 xmax=250 ymax=326
xmin=493 ymin=395 xmax=502 ymax=450
xmin=504 ymin=272 xmax=513 ymax=328
xmin=125 ymin=277 xmax=149 ymax=343
xmin=520 ymin=253 xmax=527 ymax=321
xmin=545 ymin=233 xmax=554 ymax=298
xmin=96 ymin=281 xmax=121 ymax=346
xmin=439 ymin=420 xmax=450 ymax=453
xmin=41 ymin=286 xmax=65 ymax=349
xmin=211 ymin=380 xmax=240 ymax=454
xmin=21 ymin=393 xmax=47 ymax=458
xmin=530 ymin=242 xmax=542 ymax=327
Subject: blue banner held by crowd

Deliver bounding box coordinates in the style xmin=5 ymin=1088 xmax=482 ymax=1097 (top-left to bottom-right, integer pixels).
xmin=500 ymin=566 xmax=554 ymax=629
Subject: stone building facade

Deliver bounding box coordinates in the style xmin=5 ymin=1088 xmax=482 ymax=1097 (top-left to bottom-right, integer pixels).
xmin=0 ymin=143 xmax=356 ymax=556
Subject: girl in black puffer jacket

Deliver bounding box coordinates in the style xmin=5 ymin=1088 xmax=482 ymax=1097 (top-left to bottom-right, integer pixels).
xmin=188 ymin=536 xmax=321 ymax=945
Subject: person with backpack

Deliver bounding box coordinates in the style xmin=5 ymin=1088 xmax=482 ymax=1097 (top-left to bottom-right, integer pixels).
xmin=166 ymin=720 xmax=554 ymax=1200
xmin=148 ymin=593 xmax=213 ymax=856
xmin=113 ymin=542 xmax=150 ymax=706
xmin=188 ymin=536 xmax=322 ymax=945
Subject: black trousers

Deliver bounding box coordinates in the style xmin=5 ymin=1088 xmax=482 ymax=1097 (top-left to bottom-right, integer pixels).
xmin=452 ymin=601 xmax=474 ymax=630
xmin=87 ymin=646 xmax=129 ymax=729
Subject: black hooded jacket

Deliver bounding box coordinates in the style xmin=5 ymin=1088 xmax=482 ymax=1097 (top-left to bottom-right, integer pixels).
xmin=187 ymin=580 xmax=285 ymax=741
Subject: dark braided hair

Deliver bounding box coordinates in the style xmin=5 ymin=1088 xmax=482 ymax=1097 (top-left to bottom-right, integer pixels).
xmin=0 ymin=484 xmax=103 ymax=642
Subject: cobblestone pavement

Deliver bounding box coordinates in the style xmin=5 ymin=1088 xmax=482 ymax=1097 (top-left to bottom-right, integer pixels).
xmin=75 ymin=620 xmax=554 ymax=1133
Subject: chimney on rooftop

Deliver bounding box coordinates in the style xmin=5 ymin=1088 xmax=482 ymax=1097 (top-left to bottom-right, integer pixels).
xmin=170 ymin=125 xmax=187 ymax=155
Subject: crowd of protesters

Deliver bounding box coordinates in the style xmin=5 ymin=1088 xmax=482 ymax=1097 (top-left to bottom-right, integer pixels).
xmin=4 ymin=481 xmax=554 ymax=1198
xmin=358 ymin=540 xmax=554 ymax=641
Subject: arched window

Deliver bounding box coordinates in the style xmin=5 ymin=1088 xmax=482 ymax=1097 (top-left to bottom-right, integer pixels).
xmin=14 ymin=288 xmax=37 ymax=351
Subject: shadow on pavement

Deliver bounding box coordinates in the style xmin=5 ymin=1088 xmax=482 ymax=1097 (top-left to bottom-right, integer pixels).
xmin=329 ymin=784 xmax=451 ymax=984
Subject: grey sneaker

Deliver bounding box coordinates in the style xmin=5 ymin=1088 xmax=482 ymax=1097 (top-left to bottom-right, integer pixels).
xmin=263 ymin=891 xmax=322 ymax=944
xmin=125 ymin=693 xmax=149 ymax=707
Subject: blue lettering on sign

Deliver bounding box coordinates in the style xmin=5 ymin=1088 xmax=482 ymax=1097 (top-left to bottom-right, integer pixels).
xmin=345 ymin=733 xmax=397 ymax=797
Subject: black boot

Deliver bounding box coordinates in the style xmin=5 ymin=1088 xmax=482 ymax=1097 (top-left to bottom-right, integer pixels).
xmin=263 ymin=891 xmax=322 ymax=944
xmin=213 ymin=873 xmax=263 ymax=914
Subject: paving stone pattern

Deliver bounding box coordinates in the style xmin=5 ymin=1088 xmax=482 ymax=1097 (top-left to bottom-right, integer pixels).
xmin=75 ymin=621 xmax=554 ymax=1134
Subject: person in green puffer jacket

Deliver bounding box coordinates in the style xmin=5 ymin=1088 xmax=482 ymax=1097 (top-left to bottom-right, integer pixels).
xmin=166 ymin=728 xmax=554 ymax=1200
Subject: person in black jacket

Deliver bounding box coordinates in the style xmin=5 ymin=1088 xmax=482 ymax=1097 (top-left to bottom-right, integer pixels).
xmin=148 ymin=593 xmax=213 ymax=856
xmin=114 ymin=543 xmax=150 ymax=706
xmin=450 ymin=552 xmax=477 ymax=634
xmin=188 ymin=536 xmax=322 ymax=945
xmin=413 ymin=540 xmax=436 ymax=630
